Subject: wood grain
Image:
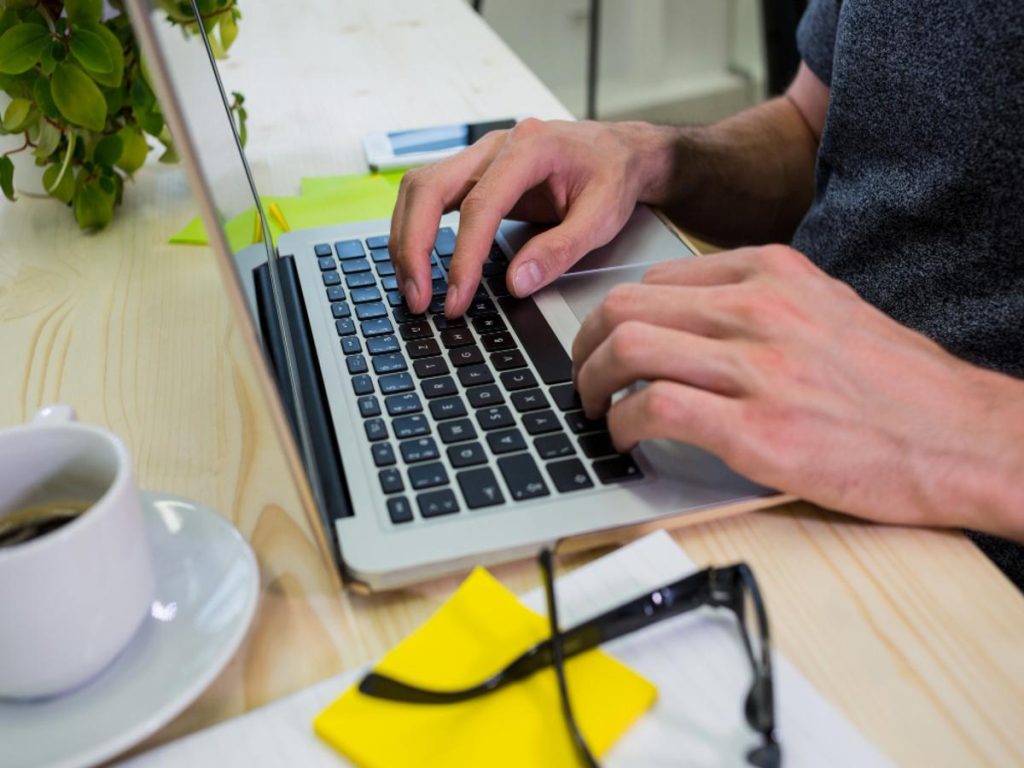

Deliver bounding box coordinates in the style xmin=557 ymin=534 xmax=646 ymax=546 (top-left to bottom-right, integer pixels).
xmin=1 ymin=1 xmax=1022 ymax=765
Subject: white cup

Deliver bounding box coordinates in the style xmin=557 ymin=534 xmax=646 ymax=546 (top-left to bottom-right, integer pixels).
xmin=0 ymin=405 xmax=156 ymax=699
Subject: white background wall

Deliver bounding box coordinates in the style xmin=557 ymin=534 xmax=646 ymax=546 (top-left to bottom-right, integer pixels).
xmin=477 ymin=0 xmax=766 ymax=123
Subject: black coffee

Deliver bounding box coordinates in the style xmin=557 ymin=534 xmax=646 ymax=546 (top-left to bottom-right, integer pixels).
xmin=0 ymin=501 xmax=90 ymax=549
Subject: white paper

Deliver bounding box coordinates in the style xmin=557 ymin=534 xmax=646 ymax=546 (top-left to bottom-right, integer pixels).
xmin=118 ymin=531 xmax=889 ymax=768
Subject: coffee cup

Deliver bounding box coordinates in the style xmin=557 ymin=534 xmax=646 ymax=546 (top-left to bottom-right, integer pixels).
xmin=0 ymin=405 xmax=156 ymax=699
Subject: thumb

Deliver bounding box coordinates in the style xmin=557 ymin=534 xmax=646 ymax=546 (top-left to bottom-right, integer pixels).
xmin=507 ymin=190 xmax=622 ymax=298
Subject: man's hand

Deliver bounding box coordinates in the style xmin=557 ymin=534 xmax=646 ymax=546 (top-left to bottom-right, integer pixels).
xmin=389 ymin=119 xmax=670 ymax=316
xmin=572 ymin=245 xmax=1024 ymax=539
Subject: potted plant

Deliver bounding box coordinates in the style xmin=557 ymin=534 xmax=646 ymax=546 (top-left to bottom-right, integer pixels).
xmin=0 ymin=0 xmax=245 ymax=229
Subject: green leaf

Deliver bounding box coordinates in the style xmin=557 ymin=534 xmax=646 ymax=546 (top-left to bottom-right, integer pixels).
xmin=33 ymin=77 xmax=59 ymax=119
xmin=0 ymin=155 xmax=14 ymax=201
xmin=51 ymin=62 xmax=107 ymax=131
xmin=137 ymin=108 xmax=163 ymax=137
xmin=2 ymin=96 xmax=33 ymax=132
xmin=0 ymin=10 xmax=19 ymax=38
xmin=93 ymin=133 xmax=122 ymax=166
xmin=69 ymin=28 xmax=112 ymax=74
xmin=74 ymin=178 xmax=115 ymax=229
xmin=219 ymin=11 xmax=238 ymax=52
xmin=65 ymin=0 xmax=103 ymax=24
xmin=40 ymin=41 xmax=58 ymax=75
xmin=115 ymin=125 xmax=148 ymax=173
xmin=74 ymin=22 xmax=123 ymax=88
xmin=0 ymin=23 xmax=50 ymax=75
xmin=32 ymin=119 xmax=61 ymax=158
xmin=43 ymin=162 xmax=74 ymax=203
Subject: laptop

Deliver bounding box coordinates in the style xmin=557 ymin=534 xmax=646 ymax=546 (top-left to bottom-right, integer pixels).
xmin=126 ymin=0 xmax=782 ymax=589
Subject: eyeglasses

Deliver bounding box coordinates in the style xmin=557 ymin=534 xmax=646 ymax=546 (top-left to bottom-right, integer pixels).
xmin=359 ymin=549 xmax=781 ymax=767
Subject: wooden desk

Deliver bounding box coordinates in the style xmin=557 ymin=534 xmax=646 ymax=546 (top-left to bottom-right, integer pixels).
xmin=1 ymin=1 xmax=1021 ymax=765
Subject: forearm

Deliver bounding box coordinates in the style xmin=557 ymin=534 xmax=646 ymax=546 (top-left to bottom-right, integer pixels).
xmin=625 ymin=96 xmax=819 ymax=247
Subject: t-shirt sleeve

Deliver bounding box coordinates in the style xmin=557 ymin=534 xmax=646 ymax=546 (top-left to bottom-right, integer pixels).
xmin=796 ymin=0 xmax=842 ymax=86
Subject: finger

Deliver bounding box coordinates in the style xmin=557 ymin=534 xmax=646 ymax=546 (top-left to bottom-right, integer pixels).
xmin=606 ymin=380 xmax=739 ymax=458
xmin=445 ymin=135 xmax=554 ymax=316
xmin=571 ymin=283 xmax=739 ymax=371
xmin=390 ymin=136 xmax=504 ymax=313
xmin=505 ymin=187 xmax=625 ymax=298
xmin=575 ymin=321 xmax=742 ymax=418
xmin=641 ymin=247 xmax=763 ymax=287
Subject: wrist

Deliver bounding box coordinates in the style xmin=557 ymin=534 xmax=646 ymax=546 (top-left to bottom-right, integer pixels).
xmin=610 ymin=122 xmax=693 ymax=209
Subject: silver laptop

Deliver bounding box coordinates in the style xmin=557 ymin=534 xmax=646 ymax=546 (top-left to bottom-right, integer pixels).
xmin=127 ymin=0 xmax=779 ymax=589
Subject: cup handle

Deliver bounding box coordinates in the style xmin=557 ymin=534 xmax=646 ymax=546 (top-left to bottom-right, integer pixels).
xmin=33 ymin=404 xmax=79 ymax=425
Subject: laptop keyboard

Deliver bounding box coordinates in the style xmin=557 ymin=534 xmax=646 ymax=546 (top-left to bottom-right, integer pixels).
xmin=315 ymin=228 xmax=643 ymax=526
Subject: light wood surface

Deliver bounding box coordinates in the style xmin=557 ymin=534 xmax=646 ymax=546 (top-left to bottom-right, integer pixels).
xmin=1 ymin=1 xmax=1022 ymax=765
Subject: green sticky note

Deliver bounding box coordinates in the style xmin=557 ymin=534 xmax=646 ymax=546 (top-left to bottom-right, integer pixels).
xmin=300 ymin=170 xmax=404 ymax=197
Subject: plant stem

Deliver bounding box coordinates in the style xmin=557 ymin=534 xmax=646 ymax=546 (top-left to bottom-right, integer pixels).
xmin=2 ymin=138 xmax=33 ymax=158
xmin=47 ymin=130 xmax=75 ymax=194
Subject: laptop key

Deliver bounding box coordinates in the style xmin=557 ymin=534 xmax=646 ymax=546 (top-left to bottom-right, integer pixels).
xmin=322 ymin=271 xmax=342 ymax=286
xmin=432 ymin=315 xmax=467 ymax=331
xmin=399 ymin=320 xmax=433 ymax=340
xmin=406 ymin=338 xmax=441 ymax=359
xmin=486 ymin=277 xmax=511 ymax=297
xmin=352 ymin=375 xmax=374 ymax=396
xmin=522 ymin=410 xmax=561 ymax=435
xmin=511 ymin=388 xmax=548 ymax=413
xmin=361 ymin=318 xmax=394 ymax=337
xmin=318 ymin=256 xmax=336 ymax=271
xmin=381 ymin=275 xmax=399 ymax=291
xmin=535 ymin=433 xmax=575 ymax=459
xmin=438 ymin=418 xmax=476 ymax=444
xmin=400 ymin=437 xmax=439 ymax=464
xmin=346 ymin=272 xmax=376 ymax=289
xmin=350 ymin=286 xmax=383 ymax=304
xmin=565 ymin=410 xmax=607 ymax=434
xmin=579 ymin=432 xmax=617 ymax=458
xmin=387 ymin=496 xmax=414 ymax=524
xmin=481 ymin=261 xmax=506 ymax=278
xmin=498 ymin=297 xmax=572 ymax=384
xmin=497 ymin=453 xmax=550 ymax=501
xmin=386 ymin=290 xmax=404 ymax=307
xmin=356 ymin=302 xmax=388 ymax=321
xmin=371 ymin=442 xmax=396 ymax=467
xmin=365 ymin=418 xmax=388 ymax=441
xmin=457 ymin=364 xmax=493 ymax=387
xmin=376 ymin=261 xmax=396 ymax=277
xmin=466 ymin=384 xmax=504 ymax=408
xmin=392 ymin=414 xmax=430 ymax=439
xmin=379 ymin=372 xmax=414 ymax=394
xmin=358 ymin=395 xmax=381 ymax=418
xmin=427 ymin=297 xmax=447 ymax=315
xmin=326 ymin=285 xmax=345 ymax=302
xmin=435 ymin=227 xmax=457 ymax=257
xmin=385 ymin=393 xmax=422 ymax=416
xmin=314 ymin=243 xmax=333 ymax=257
xmin=366 ymin=335 xmax=400 ymax=355
xmin=372 ymin=353 xmax=407 ymax=375
xmin=341 ymin=258 xmax=371 ymax=274
xmin=546 ymin=458 xmax=594 ymax=493
xmin=341 ymin=336 xmax=362 ymax=355
xmin=477 ymin=406 xmax=515 ymax=431
xmin=346 ymin=355 xmax=369 ymax=375
xmin=490 ymin=349 xmax=528 ymax=373
xmin=480 ymin=332 xmax=515 ymax=352
xmin=335 ymin=239 xmax=366 ymax=259
xmin=393 ymin=307 xmax=424 ymax=324
xmin=379 ymin=468 xmax=404 ymax=494
xmin=458 ymin=467 xmax=505 ymax=509
xmin=592 ymin=455 xmax=644 ymax=484
xmin=549 ymin=383 xmax=582 ymax=412
xmin=331 ymin=302 xmax=351 ymax=319
xmin=370 ymin=247 xmax=391 ymax=263
xmin=336 ymin=318 xmax=356 ymax=336
xmin=417 ymin=488 xmax=459 ymax=518
xmin=486 ymin=427 xmax=526 ymax=454
xmin=409 ymin=462 xmax=449 ymax=491
xmin=413 ymin=356 xmax=449 ymax=379
xmin=472 ymin=314 xmax=506 ymax=334
xmin=367 ymin=235 xmax=389 ymax=250
xmin=499 ymin=369 xmax=537 ymax=391
xmin=432 ymin=279 xmax=449 ymax=296
xmin=421 ymin=376 xmax=458 ymax=399
xmin=441 ymin=328 xmax=474 ymax=348
xmin=430 ymin=396 xmax=468 ymax=420
xmin=450 ymin=346 xmax=484 ymax=367
xmin=448 ymin=441 xmax=487 ymax=468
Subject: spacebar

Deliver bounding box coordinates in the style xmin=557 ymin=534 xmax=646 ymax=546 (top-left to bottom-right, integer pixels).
xmin=498 ymin=297 xmax=573 ymax=384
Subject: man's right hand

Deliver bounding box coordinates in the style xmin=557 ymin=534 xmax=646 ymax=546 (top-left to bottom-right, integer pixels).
xmin=389 ymin=118 xmax=671 ymax=316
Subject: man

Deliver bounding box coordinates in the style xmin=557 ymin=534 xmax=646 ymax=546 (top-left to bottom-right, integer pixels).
xmin=390 ymin=0 xmax=1024 ymax=586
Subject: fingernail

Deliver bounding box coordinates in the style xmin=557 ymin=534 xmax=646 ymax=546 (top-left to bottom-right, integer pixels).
xmin=444 ymin=284 xmax=460 ymax=316
xmin=513 ymin=261 xmax=543 ymax=296
xmin=403 ymin=278 xmax=420 ymax=309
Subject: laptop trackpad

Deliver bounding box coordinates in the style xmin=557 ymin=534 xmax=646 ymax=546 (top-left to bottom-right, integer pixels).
xmin=553 ymin=265 xmax=649 ymax=324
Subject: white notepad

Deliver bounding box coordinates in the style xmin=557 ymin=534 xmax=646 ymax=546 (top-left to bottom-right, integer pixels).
xmin=118 ymin=531 xmax=890 ymax=767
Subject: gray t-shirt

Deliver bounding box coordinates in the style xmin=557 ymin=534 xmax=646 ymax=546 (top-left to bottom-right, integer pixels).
xmin=791 ymin=0 xmax=1024 ymax=589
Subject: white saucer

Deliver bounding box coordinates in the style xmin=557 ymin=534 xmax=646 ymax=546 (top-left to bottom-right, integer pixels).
xmin=0 ymin=492 xmax=260 ymax=768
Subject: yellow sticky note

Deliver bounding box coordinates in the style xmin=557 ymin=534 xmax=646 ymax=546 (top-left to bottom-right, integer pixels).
xmin=300 ymin=170 xmax=405 ymax=197
xmin=314 ymin=568 xmax=657 ymax=768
